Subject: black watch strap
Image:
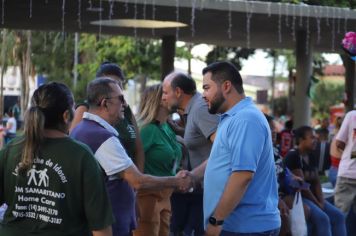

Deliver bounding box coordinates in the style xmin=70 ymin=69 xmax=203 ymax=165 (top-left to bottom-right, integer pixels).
xmin=208 ymin=216 xmax=224 ymax=226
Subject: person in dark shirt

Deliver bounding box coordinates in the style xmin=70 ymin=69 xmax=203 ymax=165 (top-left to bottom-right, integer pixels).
xmin=265 ymin=114 xmax=310 ymax=236
xmin=314 ymin=128 xmax=331 ymax=175
xmin=278 ymin=119 xmax=294 ymax=157
xmin=0 ymin=82 xmax=113 ymax=236
xmin=284 ymin=126 xmax=346 ymax=236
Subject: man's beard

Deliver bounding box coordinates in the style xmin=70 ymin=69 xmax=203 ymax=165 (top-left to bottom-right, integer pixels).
xmin=208 ymin=91 xmax=224 ymax=114
xmin=168 ymin=103 xmax=179 ymax=114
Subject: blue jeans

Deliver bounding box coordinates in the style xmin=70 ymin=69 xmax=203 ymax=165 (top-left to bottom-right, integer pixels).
xmin=328 ymin=166 xmax=338 ymax=188
xmin=220 ymin=228 xmax=279 ymax=236
xmin=4 ymin=133 xmax=16 ymax=144
xmin=303 ymin=198 xmax=346 ymax=236
xmin=346 ymin=208 xmax=356 ymax=236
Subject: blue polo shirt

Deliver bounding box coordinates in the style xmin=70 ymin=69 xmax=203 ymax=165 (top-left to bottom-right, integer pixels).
xmin=204 ymin=97 xmax=280 ymax=233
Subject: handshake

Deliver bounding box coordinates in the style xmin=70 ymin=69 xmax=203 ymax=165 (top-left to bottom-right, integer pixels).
xmin=175 ymin=170 xmax=196 ymax=193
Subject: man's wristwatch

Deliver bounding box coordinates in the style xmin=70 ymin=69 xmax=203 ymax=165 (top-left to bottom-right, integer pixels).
xmin=208 ymin=216 xmax=224 ymax=226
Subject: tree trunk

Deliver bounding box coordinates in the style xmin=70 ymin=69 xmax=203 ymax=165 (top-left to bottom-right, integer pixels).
xmin=287 ymin=69 xmax=294 ymax=116
xmin=160 ymin=35 xmax=176 ymax=80
xmin=0 ymin=30 xmax=8 ymax=117
xmin=341 ymin=54 xmax=355 ymax=112
xmin=18 ymin=30 xmax=31 ymax=116
xmin=187 ymin=43 xmax=193 ymax=76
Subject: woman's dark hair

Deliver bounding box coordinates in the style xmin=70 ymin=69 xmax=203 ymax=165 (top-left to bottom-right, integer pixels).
xmin=293 ymin=126 xmax=313 ymax=145
xmin=96 ymin=61 xmax=125 ymax=81
xmin=18 ymin=82 xmax=74 ymax=173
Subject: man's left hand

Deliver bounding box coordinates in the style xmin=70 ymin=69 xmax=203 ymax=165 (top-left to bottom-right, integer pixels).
xmin=205 ymin=224 xmax=222 ymax=236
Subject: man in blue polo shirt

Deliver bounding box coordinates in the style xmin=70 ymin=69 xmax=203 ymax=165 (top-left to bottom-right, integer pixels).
xmin=200 ymin=61 xmax=280 ymax=236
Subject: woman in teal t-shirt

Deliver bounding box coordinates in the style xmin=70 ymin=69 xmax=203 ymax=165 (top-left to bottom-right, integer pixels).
xmin=133 ymin=84 xmax=182 ymax=236
xmin=0 ymin=82 xmax=113 ymax=236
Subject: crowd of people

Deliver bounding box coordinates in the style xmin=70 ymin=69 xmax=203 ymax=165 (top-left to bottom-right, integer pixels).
xmin=0 ymin=60 xmax=355 ymax=236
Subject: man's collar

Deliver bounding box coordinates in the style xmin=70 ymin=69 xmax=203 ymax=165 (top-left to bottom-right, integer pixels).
xmin=220 ymin=97 xmax=253 ymax=121
xmin=184 ymin=93 xmax=200 ymax=115
xmin=83 ymin=112 xmax=119 ymax=136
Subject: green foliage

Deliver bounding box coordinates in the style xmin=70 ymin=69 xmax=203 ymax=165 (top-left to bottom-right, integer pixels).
xmin=311 ymin=81 xmax=344 ymax=118
xmin=1 ymin=30 xmax=167 ymax=103
xmin=31 ymin=32 xmax=75 ymax=86
xmin=273 ymin=96 xmax=289 ymax=117
xmin=76 ymin=34 xmax=162 ymax=101
xmin=205 ymin=47 xmax=255 ymax=70
xmin=313 ymin=54 xmax=328 ymax=76
xmin=0 ymin=30 xmax=16 ymax=69
xmin=176 ymin=43 xmax=194 ymax=60
xmin=302 ymin=0 xmax=351 ymax=7
xmin=78 ymin=34 xmax=161 ymax=79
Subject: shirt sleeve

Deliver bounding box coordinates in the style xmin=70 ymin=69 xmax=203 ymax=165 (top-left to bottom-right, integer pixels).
xmin=228 ymin=119 xmax=266 ymax=172
xmin=194 ymin=101 xmax=219 ymax=140
xmin=82 ymin=151 xmax=114 ymax=230
xmin=336 ymin=111 xmax=351 ymax=143
xmin=95 ymin=136 xmax=133 ymax=176
xmin=284 ymin=150 xmax=301 ymax=171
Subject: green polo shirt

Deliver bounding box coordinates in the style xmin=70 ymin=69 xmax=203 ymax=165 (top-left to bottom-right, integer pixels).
xmin=140 ymin=122 xmax=182 ymax=176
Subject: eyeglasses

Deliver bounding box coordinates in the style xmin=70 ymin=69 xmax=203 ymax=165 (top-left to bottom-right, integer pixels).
xmin=106 ymin=95 xmax=125 ymax=103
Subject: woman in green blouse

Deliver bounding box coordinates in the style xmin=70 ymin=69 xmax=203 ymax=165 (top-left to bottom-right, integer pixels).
xmin=133 ymin=84 xmax=182 ymax=236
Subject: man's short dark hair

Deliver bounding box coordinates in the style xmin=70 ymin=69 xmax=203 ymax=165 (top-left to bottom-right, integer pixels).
xmin=202 ymin=61 xmax=244 ymax=94
xmin=316 ymin=127 xmax=329 ymax=136
xmin=87 ymin=77 xmax=118 ymax=107
xmin=293 ymin=126 xmax=313 ymax=145
xmin=171 ymin=73 xmax=196 ymax=95
xmin=96 ymin=61 xmax=125 ymax=81
xmin=285 ymin=120 xmax=293 ymax=130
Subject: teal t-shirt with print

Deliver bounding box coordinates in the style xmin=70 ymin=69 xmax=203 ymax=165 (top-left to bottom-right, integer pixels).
xmin=0 ymin=136 xmax=113 ymax=236
xmin=140 ymin=122 xmax=182 ymax=177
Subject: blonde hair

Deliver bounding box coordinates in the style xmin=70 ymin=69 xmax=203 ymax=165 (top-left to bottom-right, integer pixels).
xmin=138 ymin=84 xmax=162 ymax=127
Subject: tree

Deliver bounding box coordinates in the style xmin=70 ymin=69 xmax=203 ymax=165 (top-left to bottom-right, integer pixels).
xmin=275 ymin=0 xmax=356 ymax=113
xmin=311 ymin=81 xmax=344 ymax=118
xmin=76 ymin=34 xmax=162 ymax=101
xmin=0 ymin=30 xmax=16 ymax=115
xmin=274 ymin=96 xmax=289 ymax=117
xmin=31 ymin=32 xmax=75 ymax=86
xmin=176 ymin=43 xmax=195 ymax=75
xmin=0 ymin=30 xmax=34 ymax=116
xmin=205 ymin=47 xmax=255 ymax=71
xmin=13 ymin=31 xmax=32 ymax=116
